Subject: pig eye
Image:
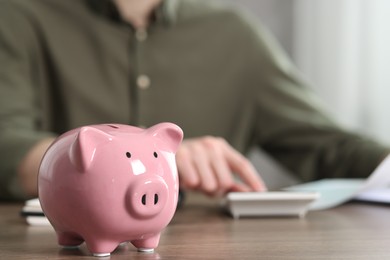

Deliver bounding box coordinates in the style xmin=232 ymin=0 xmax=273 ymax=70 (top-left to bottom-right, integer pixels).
xmin=126 ymin=152 xmax=131 ymax=158
xmin=153 ymin=152 xmax=158 ymax=158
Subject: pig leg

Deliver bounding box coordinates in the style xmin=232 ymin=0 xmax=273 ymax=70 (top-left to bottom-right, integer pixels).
xmin=84 ymin=238 xmax=119 ymax=257
xmin=131 ymin=233 xmax=161 ymax=252
xmin=57 ymin=231 xmax=84 ymax=248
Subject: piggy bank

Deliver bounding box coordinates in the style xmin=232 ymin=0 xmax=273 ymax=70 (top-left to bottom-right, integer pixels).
xmin=38 ymin=123 xmax=183 ymax=257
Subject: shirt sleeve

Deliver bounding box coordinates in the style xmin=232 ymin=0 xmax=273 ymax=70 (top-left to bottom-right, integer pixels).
xmin=0 ymin=4 xmax=56 ymax=200
xmin=241 ymin=12 xmax=390 ymax=182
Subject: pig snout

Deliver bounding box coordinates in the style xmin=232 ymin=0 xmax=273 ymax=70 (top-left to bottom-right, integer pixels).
xmin=128 ymin=177 xmax=169 ymax=218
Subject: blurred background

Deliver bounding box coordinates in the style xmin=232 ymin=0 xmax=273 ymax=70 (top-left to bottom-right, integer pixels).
xmin=226 ymin=0 xmax=390 ymax=188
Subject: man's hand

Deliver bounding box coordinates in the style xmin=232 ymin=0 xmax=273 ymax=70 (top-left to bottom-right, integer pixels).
xmin=176 ymin=136 xmax=267 ymax=196
xmin=18 ymin=137 xmax=55 ymax=198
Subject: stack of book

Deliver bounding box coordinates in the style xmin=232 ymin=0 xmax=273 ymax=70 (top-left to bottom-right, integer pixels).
xmin=20 ymin=198 xmax=51 ymax=226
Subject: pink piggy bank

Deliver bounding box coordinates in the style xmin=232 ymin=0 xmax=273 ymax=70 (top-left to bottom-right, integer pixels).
xmin=38 ymin=122 xmax=183 ymax=257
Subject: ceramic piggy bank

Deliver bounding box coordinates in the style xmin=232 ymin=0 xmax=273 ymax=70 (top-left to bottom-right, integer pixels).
xmin=38 ymin=123 xmax=183 ymax=257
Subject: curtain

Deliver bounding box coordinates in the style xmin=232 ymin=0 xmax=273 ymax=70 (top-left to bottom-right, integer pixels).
xmin=293 ymin=0 xmax=390 ymax=145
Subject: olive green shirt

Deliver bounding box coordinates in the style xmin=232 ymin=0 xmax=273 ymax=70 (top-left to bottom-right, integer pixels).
xmin=0 ymin=0 xmax=388 ymax=200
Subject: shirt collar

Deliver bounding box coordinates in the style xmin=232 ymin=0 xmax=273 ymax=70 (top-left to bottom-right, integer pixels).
xmin=85 ymin=0 xmax=178 ymax=27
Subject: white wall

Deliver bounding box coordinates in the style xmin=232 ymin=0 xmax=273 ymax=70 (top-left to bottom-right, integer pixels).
xmin=294 ymin=0 xmax=390 ymax=145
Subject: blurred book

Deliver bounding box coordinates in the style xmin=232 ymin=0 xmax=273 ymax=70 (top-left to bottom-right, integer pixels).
xmin=21 ymin=198 xmax=51 ymax=226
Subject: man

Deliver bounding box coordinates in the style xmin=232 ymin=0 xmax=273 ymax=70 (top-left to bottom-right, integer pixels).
xmin=0 ymin=0 xmax=388 ymax=200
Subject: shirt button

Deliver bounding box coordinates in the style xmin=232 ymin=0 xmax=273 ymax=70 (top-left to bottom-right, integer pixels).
xmin=137 ymin=75 xmax=151 ymax=89
xmin=135 ymin=28 xmax=148 ymax=42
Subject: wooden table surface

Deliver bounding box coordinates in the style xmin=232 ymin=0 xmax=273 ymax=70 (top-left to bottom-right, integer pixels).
xmin=1 ymin=193 xmax=390 ymax=259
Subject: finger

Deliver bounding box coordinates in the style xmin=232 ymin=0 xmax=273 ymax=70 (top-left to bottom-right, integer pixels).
xmin=191 ymin=145 xmax=218 ymax=194
xmin=223 ymin=145 xmax=267 ymax=191
xmin=209 ymin=150 xmax=235 ymax=194
xmin=199 ymin=137 xmax=235 ymax=196
xmin=229 ymin=182 xmax=252 ymax=192
xmin=176 ymin=149 xmax=200 ymax=189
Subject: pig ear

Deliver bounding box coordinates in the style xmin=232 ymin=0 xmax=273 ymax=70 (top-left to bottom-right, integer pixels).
xmin=147 ymin=123 xmax=183 ymax=153
xmin=69 ymin=126 xmax=113 ymax=172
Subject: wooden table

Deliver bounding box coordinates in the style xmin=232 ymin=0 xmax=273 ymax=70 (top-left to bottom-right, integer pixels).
xmin=2 ymin=193 xmax=390 ymax=259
